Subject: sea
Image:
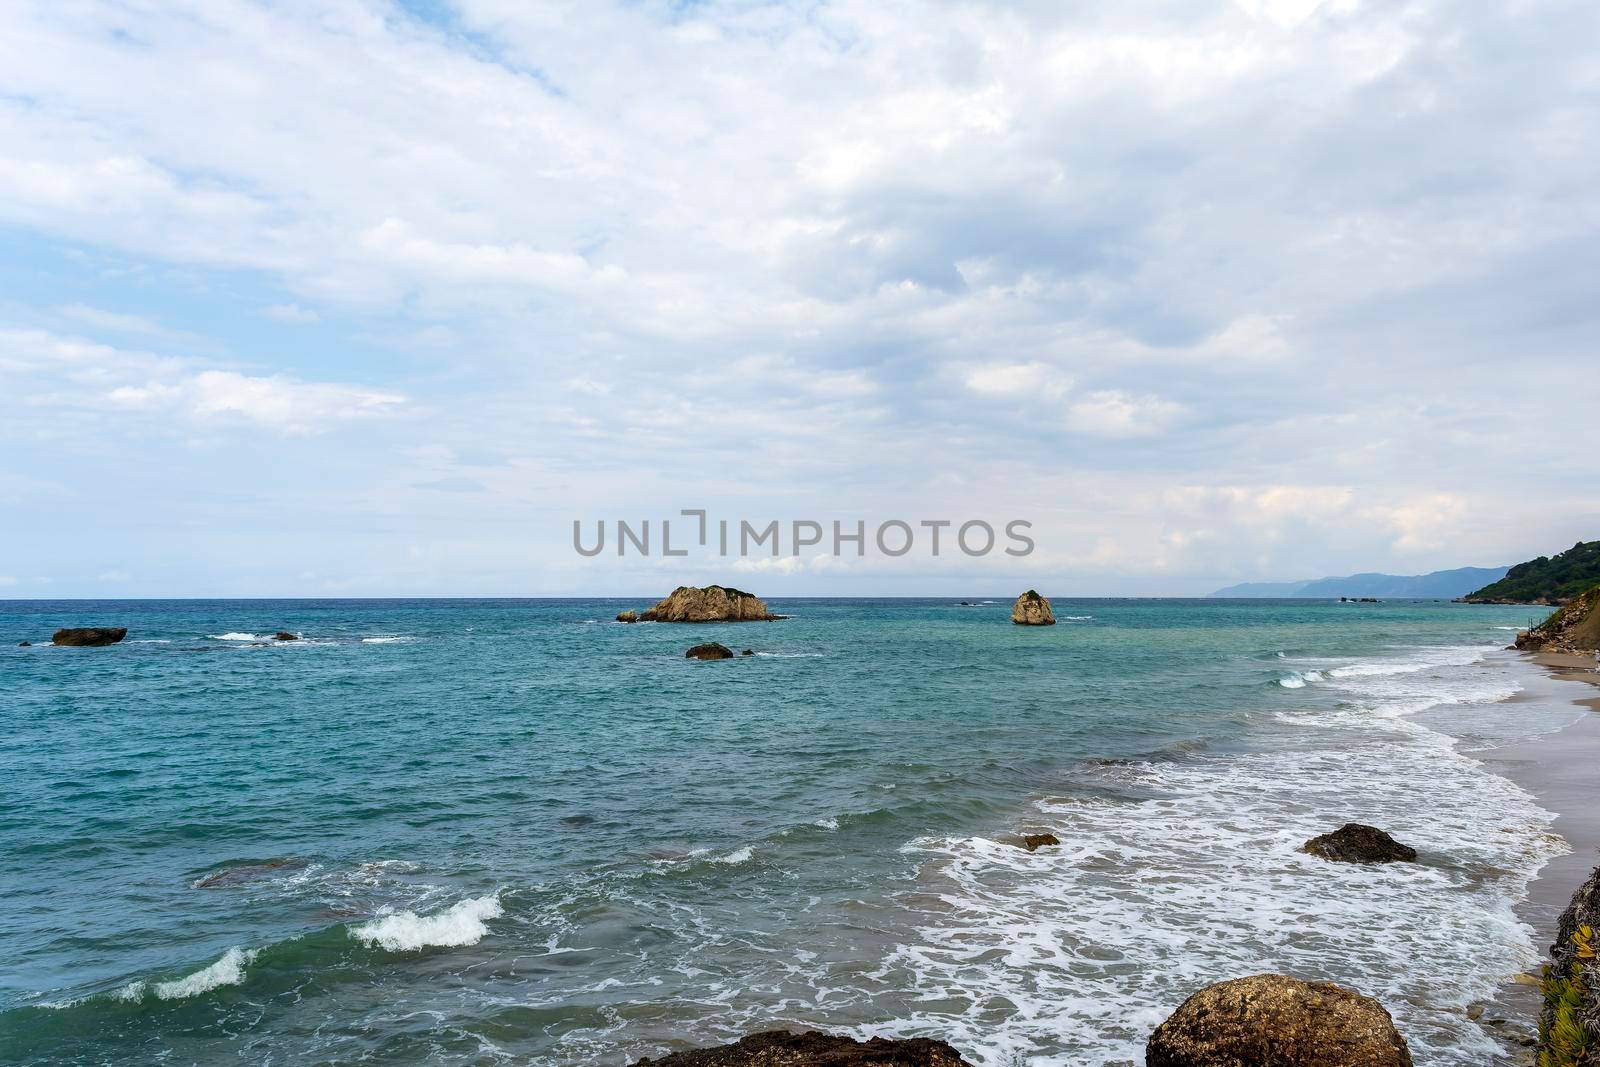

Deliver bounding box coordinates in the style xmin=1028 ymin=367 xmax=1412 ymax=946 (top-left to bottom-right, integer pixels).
xmin=0 ymin=597 xmax=1578 ymax=1065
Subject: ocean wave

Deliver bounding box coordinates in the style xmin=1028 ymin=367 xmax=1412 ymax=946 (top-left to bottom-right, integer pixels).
xmin=1275 ymin=669 xmax=1324 ymax=688
xmin=713 ymin=846 xmax=755 ymax=865
xmin=349 ymin=893 xmax=502 ymax=951
xmin=360 ymin=635 xmax=413 ymax=644
xmin=113 ymin=947 xmax=259 ymax=1004
xmin=885 ymin=650 xmax=1556 ymax=1066
xmin=209 ymin=632 xmax=267 ymax=642
xmin=1061 ymin=615 xmax=1093 ymax=621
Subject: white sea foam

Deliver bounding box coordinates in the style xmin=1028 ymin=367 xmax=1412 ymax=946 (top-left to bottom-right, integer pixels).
xmin=814 ymin=817 xmax=840 ymax=831
xmin=361 ymin=635 xmax=413 ymax=644
xmin=350 ymin=893 xmax=502 ymax=951
xmin=880 ymin=645 xmax=1560 ymax=1066
xmin=210 ymin=632 xmax=266 ymax=641
xmin=1061 ymin=615 xmax=1093 ymax=621
xmin=713 ymin=846 xmax=755 ymax=865
xmin=115 ymin=948 xmax=259 ymax=1001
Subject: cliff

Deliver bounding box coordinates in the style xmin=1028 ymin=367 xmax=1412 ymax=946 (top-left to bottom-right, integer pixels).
xmin=1513 ymin=584 xmax=1600 ymax=653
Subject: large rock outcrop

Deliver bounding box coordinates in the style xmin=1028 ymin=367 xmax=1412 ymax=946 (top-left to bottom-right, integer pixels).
xmin=1513 ymin=584 xmax=1600 ymax=652
xmin=51 ymin=627 xmax=128 ymax=647
xmin=1301 ymin=824 xmax=1417 ymax=864
xmin=1147 ymin=974 xmax=1413 ymax=1067
xmin=1011 ymin=590 xmax=1055 ymax=626
xmin=642 ymin=586 xmax=778 ymax=623
xmin=1538 ymin=864 xmax=1600 ymax=1067
xmin=632 ymin=1030 xmax=972 ymax=1066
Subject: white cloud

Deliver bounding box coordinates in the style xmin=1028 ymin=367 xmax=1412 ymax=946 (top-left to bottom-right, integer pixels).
xmin=263 ymin=303 xmax=320 ymax=324
xmin=106 ymin=370 xmax=404 ymax=434
xmin=1 ymin=327 xmax=404 ymax=436
xmin=964 ymin=362 xmax=1072 ymax=399
xmin=1066 ymin=391 xmax=1185 ymax=437
xmin=0 ymin=1 xmax=1595 ymax=591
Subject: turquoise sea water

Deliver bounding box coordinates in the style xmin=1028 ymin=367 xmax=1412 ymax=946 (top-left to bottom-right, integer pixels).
xmin=0 ymin=598 xmax=1567 ymax=1065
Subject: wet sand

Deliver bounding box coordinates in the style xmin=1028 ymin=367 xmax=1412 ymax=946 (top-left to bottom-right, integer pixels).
xmin=1473 ymin=652 xmax=1600 ymax=1055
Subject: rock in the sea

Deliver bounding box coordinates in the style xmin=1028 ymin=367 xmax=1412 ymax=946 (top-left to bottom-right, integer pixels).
xmin=1147 ymin=974 xmax=1414 ymax=1067
xmin=1301 ymin=823 xmax=1417 ymax=864
xmin=617 ymin=610 xmax=640 ymax=623
xmin=1539 ymin=863 xmax=1600 ymax=1066
xmin=632 ymin=1030 xmax=973 ymax=1066
xmin=272 ymin=631 xmax=298 ymax=641
xmin=192 ymin=858 xmax=309 ymax=889
xmin=17 ymin=640 xmax=30 ymax=647
xmin=1021 ymin=833 xmax=1060 ymax=851
xmin=686 ymin=642 xmax=736 ymax=660
xmin=642 ymin=586 xmax=777 ymax=623
xmin=51 ymin=627 xmax=128 ymax=647
xmin=741 ymin=649 xmax=755 ymax=656
xmin=1011 ymin=590 xmax=1055 ymax=626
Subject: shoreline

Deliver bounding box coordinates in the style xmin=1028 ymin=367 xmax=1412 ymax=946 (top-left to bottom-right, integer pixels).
xmin=1470 ymin=652 xmax=1600 ymax=1054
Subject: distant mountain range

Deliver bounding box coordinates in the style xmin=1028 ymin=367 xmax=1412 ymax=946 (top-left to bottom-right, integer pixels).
xmin=1210 ymin=566 xmax=1509 ymax=599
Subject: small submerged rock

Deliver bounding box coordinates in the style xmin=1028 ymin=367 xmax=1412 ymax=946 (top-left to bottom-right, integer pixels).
xmin=686 ymin=642 xmax=735 ymax=660
xmin=1147 ymin=973 xmax=1413 ymax=1067
xmin=272 ymin=631 xmax=298 ymax=642
xmin=17 ymin=640 xmax=31 ymax=647
xmin=1011 ymin=590 xmax=1055 ymax=626
xmin=632 ymin=1030 xmax=973 ymax=1066
xmin=52 ymin=627 xmax=128 ymax=647
xmin=617 ymin=610 xmax=640 ymax=623
xmin=192 ymin=858 xmax=309 ymax=889
xmin=1021 ymin=833 xmax=1060 ymax=852
xmin=1301 ymin=823 xmax=1417 ymax=864
xmin=741 ymin=649 xmax=755 ymax=656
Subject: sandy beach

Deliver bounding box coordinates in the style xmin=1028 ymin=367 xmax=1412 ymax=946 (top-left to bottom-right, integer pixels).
xmin=1470 ymin=651 xmax=1600 ymax=1055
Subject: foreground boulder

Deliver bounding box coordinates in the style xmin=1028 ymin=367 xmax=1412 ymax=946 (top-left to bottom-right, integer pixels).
xmin=686 ymin=642 xmax=735 ymax=660
xmin=1021 ymin=833 xmax=1060 ymax=852
xmin=1539 ymin=863 xmax=1600 ymax=1066
xmin=632 ymin=1030 xmax=972 ymax=1066
xmin=1301 ymin=823 xmax=1417 ymax=864
xmin=617 ymin=610 xmax=640 ymax=623
xmin=1147 ymin=974 xmax=1413 ymax=1067
xmin=1011 ymin=590 xmax=1055 ymax=625
xmin=272 ymin=631 xmax=298 ymax=641
xmin=51 ymin=627 xmax=128 ymax=647
xmin=642 ymin=586 xmax=778 ymax=622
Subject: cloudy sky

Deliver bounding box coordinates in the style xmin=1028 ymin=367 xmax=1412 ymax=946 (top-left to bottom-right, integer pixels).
xmin=2 ymin=0 xmax=1596 ymax=597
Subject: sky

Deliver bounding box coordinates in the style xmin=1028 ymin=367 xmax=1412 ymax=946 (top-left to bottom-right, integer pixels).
xmin=1 ymin=0 xmax=1597 ymax=597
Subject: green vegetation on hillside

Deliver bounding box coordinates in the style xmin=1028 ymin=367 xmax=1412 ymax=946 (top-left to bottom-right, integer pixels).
xmin=1467 ymin=540 xmax=1600 ymax=602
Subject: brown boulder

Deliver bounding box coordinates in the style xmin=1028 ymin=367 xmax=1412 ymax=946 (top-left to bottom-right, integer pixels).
xmin=642 ymin=586 xmax=778 ymax=622
xmin=272 ymin=631 xmax=298 ymax=641
xmin=1301 ymin=824 xmax=1417 ymax=864
xmin=51 ymin=627 xmax=128 ymax=647
xmin=1011 ymin=590 xmax=1055 ymax=626
xmin=617 ymin=610 xmax=640 ymax=623
xmin=686 ymin=643 xmax=736 ymax=660
xmin=632 ymin=1030 xmax=972 ymax=1066
xmin=1022 ymin=833 xmax=1060 ymax=851
xmin=1147 ymin=974 xmax=1413 ymax=1067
